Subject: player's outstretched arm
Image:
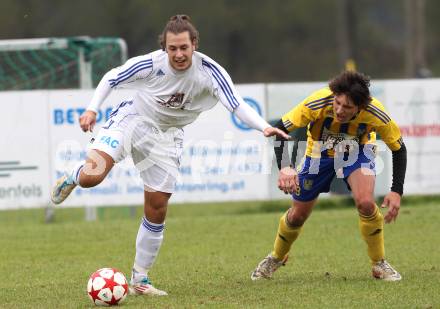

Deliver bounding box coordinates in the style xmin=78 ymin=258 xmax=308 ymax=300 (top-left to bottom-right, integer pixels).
xmin=81 ymin=55 xmax=153 ymax=133
xmin=233 ymin=102 xmax=290 ymax=139
xmin=382 ymin=142 xmax=407 ymax=223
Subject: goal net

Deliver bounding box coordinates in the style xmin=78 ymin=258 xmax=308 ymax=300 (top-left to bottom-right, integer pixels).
xmin=0 ymin=37 xmax=127 ymax=90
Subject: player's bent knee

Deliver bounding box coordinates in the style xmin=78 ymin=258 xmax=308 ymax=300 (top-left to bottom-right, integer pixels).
xmin=79 ymin=150 xmax=114 ymax=188
xmin=355 ymin=198 xmax=376 ymax=216
xmin=286 ymin=211 xmax=308 ymax=227
xmin=287 ymin=217 xmax=306 ymax=227
xmin=288 ymin=200 xmax=315 ymax=227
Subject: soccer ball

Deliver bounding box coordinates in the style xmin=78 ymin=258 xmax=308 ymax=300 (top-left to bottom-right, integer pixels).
xmin=87 ymin=268 xmax=129 ymax=306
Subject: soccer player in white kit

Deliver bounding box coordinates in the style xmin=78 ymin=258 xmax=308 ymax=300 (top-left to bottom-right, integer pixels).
xmin=51 ymin=14 xmax=289 ymax=296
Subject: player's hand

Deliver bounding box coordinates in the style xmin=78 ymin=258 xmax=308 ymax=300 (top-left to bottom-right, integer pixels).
xmin=278 ymin=166 xmax=298 ymax=194
xmin=381 ymin=191 xmax=401 ymax=223
xmin=263 ymin=127 xmax=291 ymax=140
xmin=79 ymin=110 xmax=97 ymax=132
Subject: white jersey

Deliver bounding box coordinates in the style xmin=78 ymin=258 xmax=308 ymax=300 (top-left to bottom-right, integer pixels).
xmin=88 ymin=50 xmax=246 ymax=130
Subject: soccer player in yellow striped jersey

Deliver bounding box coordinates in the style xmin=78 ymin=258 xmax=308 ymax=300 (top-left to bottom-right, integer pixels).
xmin=251 ymin=71 xmax=407 ymax=282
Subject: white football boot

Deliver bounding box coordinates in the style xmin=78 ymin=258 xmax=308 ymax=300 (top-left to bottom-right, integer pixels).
xmin=372 ymin=259 xmax=402 ymax=281
xmin=129 ymin=269 xmax=168 ymax=296
xmin=51 ymin=175 xmax=76 ymax=204
xmin=251 ymin=254 xmax=288 ymax=281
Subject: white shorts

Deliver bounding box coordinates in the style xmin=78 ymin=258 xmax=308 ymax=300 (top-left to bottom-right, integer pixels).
xmin=91 ymin=100 xmax=184 ymax=193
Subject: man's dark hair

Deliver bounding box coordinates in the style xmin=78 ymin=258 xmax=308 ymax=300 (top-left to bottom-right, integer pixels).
xmin=159 ymin=14 xmax=199 ymax=50
xmin=329 ymin=71 xmax=372 ymax=108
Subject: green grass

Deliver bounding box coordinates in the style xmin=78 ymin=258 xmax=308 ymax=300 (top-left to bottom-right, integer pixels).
xmin=0 ymin=197 xmax=439 ymax=308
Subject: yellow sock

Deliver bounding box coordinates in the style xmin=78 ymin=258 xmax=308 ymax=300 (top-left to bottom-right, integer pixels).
xmin=359 ymin=205 xmax=385 ymax=264
xmin=272 ymin=210 xmax=302 ymax=260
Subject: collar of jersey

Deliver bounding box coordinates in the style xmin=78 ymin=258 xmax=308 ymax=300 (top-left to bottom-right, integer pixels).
xmin=166 ymin=59 xmax=193 ymax=76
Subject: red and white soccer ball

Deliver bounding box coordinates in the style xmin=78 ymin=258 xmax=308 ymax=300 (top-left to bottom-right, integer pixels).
xmin=87 ymin=268 xmax=129 ymax=306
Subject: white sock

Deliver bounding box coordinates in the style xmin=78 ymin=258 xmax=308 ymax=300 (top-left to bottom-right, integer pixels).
xmin=69 ymin=162 xmax=84 ymax=186
xmin=133 ymin=217 xmax=165 ymax=278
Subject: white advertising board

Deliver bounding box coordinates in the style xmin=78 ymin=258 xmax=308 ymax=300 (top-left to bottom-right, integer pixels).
xmin=1 ymin=78 xmax=439 ymax=210
xmin=0 ymin=91 xmax=51 ymax=208
xmin=380 ymin=79 xmax=440 ymax=194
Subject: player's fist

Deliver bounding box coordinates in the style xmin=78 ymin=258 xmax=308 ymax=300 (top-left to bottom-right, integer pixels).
xmin=79 ymin=110 xmax=97 ymax=132
xmin=278 ymin=166 xmax=298 ymax=194
xmin=381 ymin=191 xmax=401 ymax=223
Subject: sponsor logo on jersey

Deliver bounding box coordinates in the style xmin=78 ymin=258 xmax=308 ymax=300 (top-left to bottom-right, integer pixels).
xmin=157 ymin=93 xmax=189 ymax=109
xmin=156 ymin=69 xmax=165 ymax=76
xmin=321 ymin=128 xmax=359 ymax=150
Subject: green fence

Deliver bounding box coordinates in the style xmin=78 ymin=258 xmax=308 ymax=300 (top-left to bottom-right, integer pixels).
xmin=0 ymin=37 xmax=127 ymax=90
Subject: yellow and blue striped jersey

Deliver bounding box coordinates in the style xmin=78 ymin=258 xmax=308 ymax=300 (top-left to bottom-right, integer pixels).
xmin=281 ymin=87 xmax=403 ymax=158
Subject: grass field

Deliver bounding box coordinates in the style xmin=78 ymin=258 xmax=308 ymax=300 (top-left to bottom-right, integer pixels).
xmin=0 ymin=196 xmax=439 ymax=308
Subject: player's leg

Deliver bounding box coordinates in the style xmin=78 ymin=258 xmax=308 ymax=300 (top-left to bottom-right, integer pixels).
xmin=51 ymin=149 xmax=115 ymax=204
xmin=78 ymin=150 xmax=115 ymax=187
xmin=135 ymin=189 xmax=171 ymax=272
xmin=251 ymin=156 xmax=334 ymax=280
xmin=347 ymin=167 xmax=384 ymax=262
xmin=251 ymin=198 xmax=316 ymax=281
xmin=130 ymin=189 xmax=171 ymax=296
xmin=129 ymin=127 xmax=184 ymax=296
xmin=345 ymin=147 xmax=401 ymax=281
xmin=51 ymin=102 xmax=133 ymax=205
xmin=272 ymin=199 xmax=316 ymax=261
